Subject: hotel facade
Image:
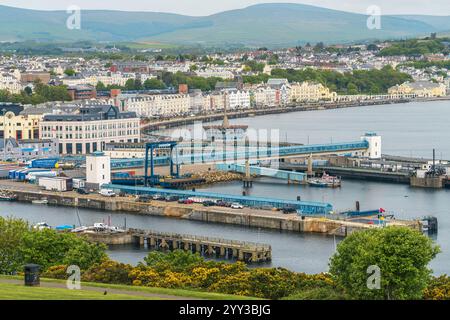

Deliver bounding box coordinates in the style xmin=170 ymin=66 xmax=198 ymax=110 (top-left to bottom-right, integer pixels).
xmin=39 ymin=105 xmax=140 ymax=155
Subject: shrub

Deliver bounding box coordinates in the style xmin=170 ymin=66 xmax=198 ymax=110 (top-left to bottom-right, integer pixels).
xmin=423 ymin=275 xmax=450 ymax=300
xmin=42 ymin=265 xmax=69 ymax=280
xmin=82 ymin=260 xmax=133 ymax=285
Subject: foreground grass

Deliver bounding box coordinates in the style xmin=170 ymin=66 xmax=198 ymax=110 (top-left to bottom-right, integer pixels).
xmin=0 ymin=282 xmax=154 ymax=300
xmin=0 ymin=275 xmax=258 ymax=300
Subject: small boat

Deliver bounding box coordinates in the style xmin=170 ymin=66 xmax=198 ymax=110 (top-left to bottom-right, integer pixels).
xmin=32 ymin=199 xmax=49 ymax=205
xmin=0 ymin=194 xmax=17 ymax=201
xmin=308 ymin=172 xmax=341 ymax=188
xmin=55 ymin=225 xmax=74 ymax=231
xmin=71 ymin=226 xmax=89 ymax=233
xmin=307 ymin=179 xmax=330 ymax=187
xmin=0 ymin=190 xmax=18 ymax=201
xmin=33 ymin=222 xmax=51 ymax=230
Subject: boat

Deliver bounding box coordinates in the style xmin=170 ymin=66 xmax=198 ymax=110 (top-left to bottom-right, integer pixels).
xmin=72 ymin=222 xmax=126 ymax=234
xmin=308 ymin=172 xmax=341 ymax=188
xmin=55 ymin=225 xmax=74 ymax=231
xmin=0 ymin=189 xmax=18 ymax=201
xmin=71 ymin=226 xmax=89 ymax=233
xmin=0 ymin=195 xmax=17 ymax=201
xmin=33 ymin=222 xmax=51 ymax=230
xmin=32 ymin=199 xmax=49 ymax=205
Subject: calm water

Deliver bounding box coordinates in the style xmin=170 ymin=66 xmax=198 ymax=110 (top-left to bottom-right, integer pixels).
xmin=235 ymin=100 xmax=450 ymax=159
xmin=1 ymin=100 xmax=450 ymax=275
xmin=0 ymin=202 xmax=337 ymax=273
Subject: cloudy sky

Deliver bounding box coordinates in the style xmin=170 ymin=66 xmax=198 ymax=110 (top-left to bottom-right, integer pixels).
xmin=1 ymin=0 xmax=450 ymax=16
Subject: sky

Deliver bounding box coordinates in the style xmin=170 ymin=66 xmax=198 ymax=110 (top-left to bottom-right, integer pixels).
xmin=1 ymin=0 xmax=450 ymax=16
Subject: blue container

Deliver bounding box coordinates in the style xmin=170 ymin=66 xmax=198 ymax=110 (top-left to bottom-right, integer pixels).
xmin=8 ymin=170 xmax=17 ymax=179
xmin=29 ymin=158 xmax=59 ymax=169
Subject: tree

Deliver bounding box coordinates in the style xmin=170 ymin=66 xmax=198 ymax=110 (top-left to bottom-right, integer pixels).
xmin=0 ymin=217 xmax=29 ymax=274
xmin=96 ymin=81 xmax=106 ymax=91
xmin=24 ymin=86 xmax=32 ymax=96
xmin=20 ymin=228 xmax=107 ymax=271
xmin=367 ymin=44 xmax=379 ymax=51
xmin=64 ymin=68 xmax=76 ymax=77
xmin=124 ymin=79 xmax=136 ymax=90
xmin=329 ymin=226 xmax=440 ymax=300
xmin=143 ymin=78 xmax=166 ymax=90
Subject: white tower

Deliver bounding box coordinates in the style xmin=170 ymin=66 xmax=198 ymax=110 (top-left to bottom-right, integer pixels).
xmin=361 ymin=132 xmax=381 ymax=159
xmin=86 ymin=151 xmax=111 ymax=190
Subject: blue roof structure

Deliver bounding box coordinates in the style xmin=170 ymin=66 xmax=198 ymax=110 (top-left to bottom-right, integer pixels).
xmin=103 ymin=184 xmax=333 ymax=214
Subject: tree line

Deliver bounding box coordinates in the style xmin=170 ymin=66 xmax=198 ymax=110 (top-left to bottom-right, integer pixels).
xmin=0 ymin=81 xmax=72 ymax=105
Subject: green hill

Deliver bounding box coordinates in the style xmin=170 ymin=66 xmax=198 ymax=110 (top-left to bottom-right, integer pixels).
xmin=0 ymin=3 xmax=449 ymax=47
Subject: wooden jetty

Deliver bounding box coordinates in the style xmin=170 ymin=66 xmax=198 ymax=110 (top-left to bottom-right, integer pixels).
xmin=129 ymin=228 xmax=272 ymax=263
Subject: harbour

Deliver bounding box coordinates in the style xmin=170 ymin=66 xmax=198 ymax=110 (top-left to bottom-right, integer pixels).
xmin=1 ymin=100 xmax=450 ymax=275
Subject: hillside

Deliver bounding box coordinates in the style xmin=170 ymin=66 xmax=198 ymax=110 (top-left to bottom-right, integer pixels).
xmin=0 ymin=3 xmax=449 ymax=46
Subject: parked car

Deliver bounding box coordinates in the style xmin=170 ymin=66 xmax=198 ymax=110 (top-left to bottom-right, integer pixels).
xmin=99 ymin=189 xmax=116 ymax=197
xmin=152 ymin=194 xmax=165 ymax=201
xmin=177 ymin=198 xmax=193 ymax=204
xmin=76 ymin=188 xmax=89 ymax=195
xmin=137 ymin=195 xmax=152 ymax=202
xmin=230 ymin=203 xmax=244 ymax=209
xmin=202 ymin=200 xmax=216 ymax=207
xmin=165 ymin=195 xmax=179 ymax=202
xmin=216 ymin=200 xmax=231 ymax=207
xmin=282 ymin=207 xmax=297 ymax=214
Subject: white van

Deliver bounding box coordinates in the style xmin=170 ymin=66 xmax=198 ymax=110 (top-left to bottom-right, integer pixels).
xmin=99 ymin=189 xmax=116 ymax=197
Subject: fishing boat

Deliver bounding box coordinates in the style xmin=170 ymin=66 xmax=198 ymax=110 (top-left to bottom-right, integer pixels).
xmin=308 ymin=172 xmax=341 ymax=188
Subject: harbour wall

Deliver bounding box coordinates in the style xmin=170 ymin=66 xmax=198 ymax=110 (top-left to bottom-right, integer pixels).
xmin=4 ymin=187 xmax=407 ymax=236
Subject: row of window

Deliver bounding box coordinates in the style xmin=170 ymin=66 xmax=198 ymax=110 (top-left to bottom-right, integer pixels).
xmin=41 ymin=122 xmax=138 ymax=132
xmin=41 ymin=129 xmax=139 ymax=139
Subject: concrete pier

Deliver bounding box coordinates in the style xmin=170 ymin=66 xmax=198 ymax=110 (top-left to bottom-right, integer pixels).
xmin=0 ymin=181 xmax=422 ymax=237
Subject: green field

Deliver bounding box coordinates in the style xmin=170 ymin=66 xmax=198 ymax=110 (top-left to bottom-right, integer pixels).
xmin=0 ymin=282 xmax=155 ymax=300
xmin=0 ymin=276 xmax=256 ymax=300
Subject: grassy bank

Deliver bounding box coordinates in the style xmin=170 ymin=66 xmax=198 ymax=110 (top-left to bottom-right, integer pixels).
xmin=0 ymin=275 xmax=257 ymax=300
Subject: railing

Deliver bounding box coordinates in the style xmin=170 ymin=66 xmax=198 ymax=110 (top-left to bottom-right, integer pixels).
xmin=129 ymin=228 xmax=271 ymax=251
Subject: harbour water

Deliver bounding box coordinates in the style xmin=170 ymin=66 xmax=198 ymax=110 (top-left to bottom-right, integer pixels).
xmin=1 ymin=100 xmax=450 ymax=275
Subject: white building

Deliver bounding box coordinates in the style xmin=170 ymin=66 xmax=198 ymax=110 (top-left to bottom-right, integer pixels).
xmin=0 ymin=73 xmax=22 ymax=94
xmin=196 ymin=68 xmax=235 ymax=79
xmin=223 ymin=89 xmax=251 ymax=110
xmin=122 ymin=94 xmax=191 ymax=118
xmin=40 ymin=105 xmax=140 ymax=155
xmin=356 ymin=132 xmax=381 ymax=159
xmin=253 ymin=85 xmax=278 ymax=107
xmin=86 ymin=151 xmax=111 ymax=190
xmin=61 ymin=72 xmax=135 ymax=87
